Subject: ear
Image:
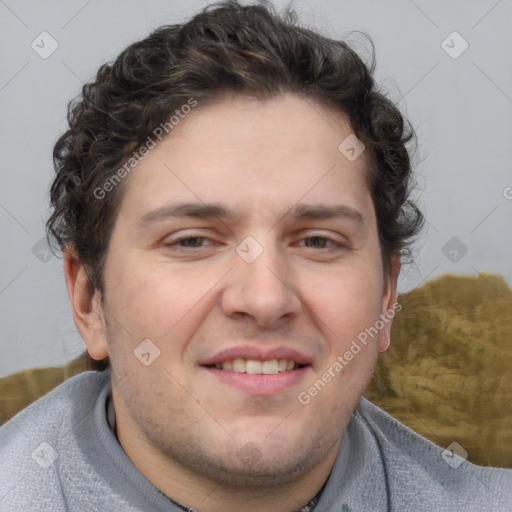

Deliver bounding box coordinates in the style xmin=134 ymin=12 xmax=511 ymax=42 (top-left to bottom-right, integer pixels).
xmin=63 ymin=247 xmax=109 ymax=361
xmin=378 ymin=252 xmax=401 ymax=353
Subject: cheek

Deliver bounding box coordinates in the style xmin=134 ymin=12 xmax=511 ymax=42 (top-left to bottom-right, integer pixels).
xmin=104 ymin=258 xmax=221 ymax=356
xmin=311 ymin=269 xmax=383 ymax=403
xmin=312 ymin=261 xmax=385 ymax=340
xmin=105 ymin=254 xmax=183 ymax=326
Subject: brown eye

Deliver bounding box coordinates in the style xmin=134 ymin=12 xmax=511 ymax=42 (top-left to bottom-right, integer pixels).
xmin=303 ymin=236 xmax=330 ymax=249
xmin=176 ymin=236 xmax=208 ymax=248
xmin=163 ymin=234 xmax=216 ymax=249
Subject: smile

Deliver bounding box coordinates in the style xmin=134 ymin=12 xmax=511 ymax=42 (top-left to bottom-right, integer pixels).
xmin=206 ymin=358 xmax=304 ymax=374
xmin=203 ymin=361 xmax=312 ymax=395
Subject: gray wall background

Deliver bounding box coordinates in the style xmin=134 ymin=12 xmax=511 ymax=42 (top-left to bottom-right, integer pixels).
xmin=1 ymin=0 xmax=511 ymax=377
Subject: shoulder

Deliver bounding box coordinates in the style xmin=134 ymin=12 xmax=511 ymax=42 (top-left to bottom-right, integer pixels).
xmin=0 ymin=371 xmax=109 ymax=511
xmin=355 ymin=396 xmax=512 ymax=511
xmin=0 ymin=370 xmax=109 ymax=443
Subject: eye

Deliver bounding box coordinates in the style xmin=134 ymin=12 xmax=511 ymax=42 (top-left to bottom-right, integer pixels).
xmin=297 ymin=235 xmax=345 ymax=250
xmin=179 ymin=236 xmax=209 ymax=248
xmin=165 ymin=235 xmax=215 ymax=249
xmin=301 ymin=236 xmax=330 ymax=249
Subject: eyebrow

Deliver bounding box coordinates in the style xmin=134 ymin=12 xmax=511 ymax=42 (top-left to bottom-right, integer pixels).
xmin=138 ymin=201 xmax=366 ymax=226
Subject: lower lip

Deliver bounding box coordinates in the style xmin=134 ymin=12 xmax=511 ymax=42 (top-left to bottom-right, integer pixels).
xmin=203 ymin=366 xmax=311 ymax=395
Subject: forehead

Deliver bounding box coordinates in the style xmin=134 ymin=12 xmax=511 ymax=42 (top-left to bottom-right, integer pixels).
xmin=117 ymin=93 xmax=374 ymax=225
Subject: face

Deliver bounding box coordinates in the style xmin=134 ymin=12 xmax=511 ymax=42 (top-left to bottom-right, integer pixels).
xmin=74 ymin=93 xmax=399 ymax=491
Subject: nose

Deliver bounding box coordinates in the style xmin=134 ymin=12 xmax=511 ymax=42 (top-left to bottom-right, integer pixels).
xmin=220 ymin=237 xmax=302 ymax=327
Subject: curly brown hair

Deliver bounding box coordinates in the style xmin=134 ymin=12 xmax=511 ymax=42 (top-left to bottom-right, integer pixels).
xmin=46 ymin=0 xmax=424 ymax=372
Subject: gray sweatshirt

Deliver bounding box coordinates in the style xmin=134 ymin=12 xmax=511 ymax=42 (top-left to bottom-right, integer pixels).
xmin=0 ymin=371 xmax=510 ymax=511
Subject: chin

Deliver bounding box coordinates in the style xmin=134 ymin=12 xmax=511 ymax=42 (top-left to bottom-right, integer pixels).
xmin=167 ymin=431 xmax=333 ymax=488
xmin=199 ymin=449 xmax=319 ymax=488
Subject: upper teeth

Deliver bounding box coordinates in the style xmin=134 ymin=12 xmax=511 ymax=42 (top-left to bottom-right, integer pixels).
xmin=214 ymin=359 xmax=297 ymax=374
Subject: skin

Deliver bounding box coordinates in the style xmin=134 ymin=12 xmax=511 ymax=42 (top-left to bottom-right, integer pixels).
xmin=64 ymin=92 xmax=400 ymax=512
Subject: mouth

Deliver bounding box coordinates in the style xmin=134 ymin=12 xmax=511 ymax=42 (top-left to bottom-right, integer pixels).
xmin=200 ymin=353 xmax=313 ymax=395
xmin=204 ymin=358 xmax=308 ymax=375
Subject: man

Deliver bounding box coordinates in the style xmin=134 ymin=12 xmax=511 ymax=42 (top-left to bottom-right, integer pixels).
xmin=1 ymin=1 xmax=510 ymax=511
